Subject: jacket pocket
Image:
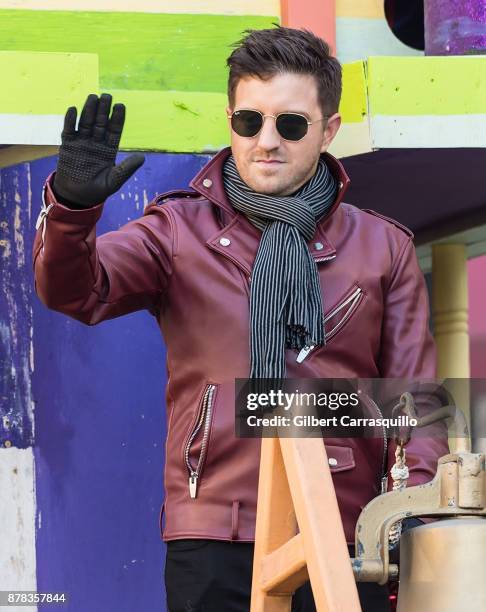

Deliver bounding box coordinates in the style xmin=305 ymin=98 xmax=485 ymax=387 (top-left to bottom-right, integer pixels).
xmin=325 ymin=445 xmax=356 ymax=473
xmin=296 ymin=283 xmax=364 ymax=363
xmin=182 ymin=383 xmax=218 ymax=499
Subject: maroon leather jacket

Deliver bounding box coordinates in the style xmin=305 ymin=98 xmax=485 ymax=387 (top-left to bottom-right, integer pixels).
xmin=32 ymin=146 xmax=449 ymax=544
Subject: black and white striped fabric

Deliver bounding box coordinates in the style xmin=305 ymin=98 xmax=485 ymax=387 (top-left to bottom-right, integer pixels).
xmin=222 ymin=154 xmax=338 ymax=379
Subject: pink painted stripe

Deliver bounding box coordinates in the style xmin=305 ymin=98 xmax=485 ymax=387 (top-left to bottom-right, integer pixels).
xmin=280 ymin=0 xmax=336 ymax=52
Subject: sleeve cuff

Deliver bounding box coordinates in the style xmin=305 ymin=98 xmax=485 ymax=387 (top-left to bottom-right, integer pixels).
xmin=43 ymin=172 xmax=105 ymax=225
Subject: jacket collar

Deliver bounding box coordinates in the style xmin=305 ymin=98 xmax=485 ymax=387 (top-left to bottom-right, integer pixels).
xmin=190 ymin=146 xmax=350 ymax=276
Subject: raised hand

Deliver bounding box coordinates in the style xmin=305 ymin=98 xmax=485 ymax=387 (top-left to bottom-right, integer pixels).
xmin=53 ymin=93 xmax=145 ymax=208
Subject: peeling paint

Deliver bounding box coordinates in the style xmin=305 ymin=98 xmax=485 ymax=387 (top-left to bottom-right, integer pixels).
xmin=14 ymin=201 xmax=25 ymax=268
xmin=173 ymin=100 xmax=200 ymax=116
xmin=26 ymin=165 xmax=32 ymax=223
xmin=0 ymin=237 xmax=11 ymax=257
xmin=0 ymin=164 xmax=35 ymax=448
xmin=29 ymin=322 xmax=34 ymax=372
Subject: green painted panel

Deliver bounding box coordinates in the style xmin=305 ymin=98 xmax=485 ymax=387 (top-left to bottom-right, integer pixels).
xmin=367 ymin=56 xmax=486 ymax=116
xmin=0 ymin=10 xmax=277 ymax=93
xmin=112 ymin=89 xmax=229 ymax=152
xmin=340 ymin=61 xmax=367 ymax=123
xmin=0 ymin=51 xmax=98 ymax=113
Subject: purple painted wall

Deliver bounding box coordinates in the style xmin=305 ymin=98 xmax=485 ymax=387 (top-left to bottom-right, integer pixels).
xmin=0 ymin=164 xmax=35 ymax=449
xmin=2 ymin=152 xmax=210 ymax=611
xmin=424 ymin=0 xmax=486 ymax=55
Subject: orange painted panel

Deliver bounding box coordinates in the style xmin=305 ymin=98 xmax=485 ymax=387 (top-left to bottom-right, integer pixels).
xmin=280 ymin=0 xmax=336 ymax=52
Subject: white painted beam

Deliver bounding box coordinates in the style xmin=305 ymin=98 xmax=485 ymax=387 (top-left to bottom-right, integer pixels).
xmin=0 ymin=447 xmax=37 ymax=612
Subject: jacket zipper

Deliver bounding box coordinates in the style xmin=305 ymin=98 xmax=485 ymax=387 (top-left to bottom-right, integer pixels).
xmin=314 ymin=254 xmax=336 ymax=264
xmin=184 ymin=384 xmax=216 ymax=499
xmin=296 ymin=286 xmax=363 ymax=363
xmin=35 ymin=188 xmax=54 ymax=251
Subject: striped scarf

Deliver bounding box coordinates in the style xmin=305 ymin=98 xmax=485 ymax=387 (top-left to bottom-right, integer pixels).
xmin=222 ymin=154 xmax=338 ymax=379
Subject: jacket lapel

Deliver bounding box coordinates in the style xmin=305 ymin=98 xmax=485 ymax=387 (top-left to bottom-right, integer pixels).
xmin=206 ymin=213 xmax=260 ymax=277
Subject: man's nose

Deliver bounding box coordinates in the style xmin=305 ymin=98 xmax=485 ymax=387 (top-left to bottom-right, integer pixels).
xmin=256 ymin=116 xmax=281 ymax=150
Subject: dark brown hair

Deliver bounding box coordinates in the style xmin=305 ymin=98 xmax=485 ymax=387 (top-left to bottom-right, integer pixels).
xmin=226 ymin=24 xmax=342 ymax=117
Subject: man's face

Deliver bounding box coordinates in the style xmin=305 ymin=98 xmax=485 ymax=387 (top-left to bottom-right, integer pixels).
xmin=226 ymin=72 xmax=341 ymax=196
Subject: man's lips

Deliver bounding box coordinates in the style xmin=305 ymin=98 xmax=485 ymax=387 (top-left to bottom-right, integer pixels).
xmin=254 ymin=160 xmax=284 ymax=164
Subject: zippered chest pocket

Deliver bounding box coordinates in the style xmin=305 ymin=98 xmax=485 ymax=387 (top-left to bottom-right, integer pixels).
xmin=182 ymin=383 xmax=218 ymax=499
xmin=296 ymin=284 xmax=364 ymax=363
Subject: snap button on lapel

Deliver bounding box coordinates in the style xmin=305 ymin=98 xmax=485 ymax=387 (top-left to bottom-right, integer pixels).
xmin=328 ymin=457 xmax=338 ymax=466
xmin=314 ymin=242 xmax=324 ymax=250
xmin=219 ymin=237 xmax=231 ymax=246
xmin=202 ymin=178 xmax=213 ymax=188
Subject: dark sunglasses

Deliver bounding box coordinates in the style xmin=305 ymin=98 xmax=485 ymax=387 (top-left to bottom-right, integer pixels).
xmin=228 ymin=109 xmax=329 ymax=142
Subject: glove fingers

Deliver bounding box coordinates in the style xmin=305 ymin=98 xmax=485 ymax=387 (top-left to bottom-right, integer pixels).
xmin=61 ymin=106 xmax=77 ymax=140
xmin=106 ymin=103 xmax=126 ymax=148
xmin=93 ymin=93 xmax=113 ymax=142
xmin=108 ymin=154 xmax=145 ymax=193
xmin=78 ymin=93 xmax=99 ymax=139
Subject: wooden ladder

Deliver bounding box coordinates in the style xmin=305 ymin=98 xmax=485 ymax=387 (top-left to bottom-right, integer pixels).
xmin=250 ymin=436 xmax=362 ymax=611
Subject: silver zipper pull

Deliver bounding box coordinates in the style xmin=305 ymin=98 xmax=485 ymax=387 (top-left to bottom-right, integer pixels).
xmin=36 ymin=202 xmax=55 ymax=252
xmin=381 ymin=474 xmax=389 ymax=494
xmin=35 ymin=203 xmax=54 ymax=230
xmin=296 ymin=344 xmax=316 ymax=363
xmin=35 ymin=208 xmax=46 ymax=230
xmin=189 ymin=473 xmax=198 ymax=499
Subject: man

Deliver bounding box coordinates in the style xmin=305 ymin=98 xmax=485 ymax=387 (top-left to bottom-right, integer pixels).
xmin=33 ymin=26 xmax=449 ymax=611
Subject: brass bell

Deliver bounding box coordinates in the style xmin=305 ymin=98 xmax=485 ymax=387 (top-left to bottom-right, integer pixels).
xmin=397 ymin=517 xmax=486 ymax=611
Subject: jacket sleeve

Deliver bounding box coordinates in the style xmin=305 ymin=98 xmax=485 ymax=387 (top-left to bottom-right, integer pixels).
xmin=378 ymin=234 xmax=450 ymax=492
xmin=32 ymin=173 xmax=174 ymax=325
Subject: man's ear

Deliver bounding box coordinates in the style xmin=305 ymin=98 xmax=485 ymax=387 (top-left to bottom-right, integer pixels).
xmin=320 ymin=113 xmax=342 ymax=153
xmin=226 ymin=105 xmax=233 ymax=129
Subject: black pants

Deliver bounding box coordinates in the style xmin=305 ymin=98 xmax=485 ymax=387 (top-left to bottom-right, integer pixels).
xmin=164 ymin=540 xmax=391 ymax=612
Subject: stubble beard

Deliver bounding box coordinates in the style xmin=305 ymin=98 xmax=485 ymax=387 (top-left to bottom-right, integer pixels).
xmin=239 ymin=160 xmax=318 ymax=196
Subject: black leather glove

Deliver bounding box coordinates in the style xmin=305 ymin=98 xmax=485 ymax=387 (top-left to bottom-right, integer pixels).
xmin=53 ymin=93 xmax=145 ymax=209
